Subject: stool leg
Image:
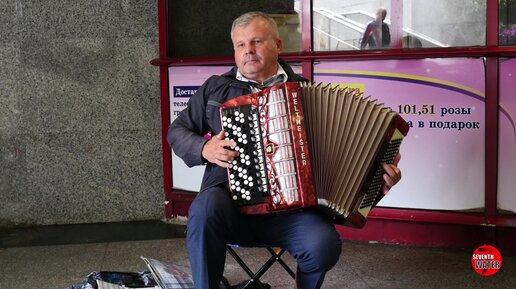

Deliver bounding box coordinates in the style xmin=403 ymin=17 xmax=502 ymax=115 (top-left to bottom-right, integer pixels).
xmin=266 ymin=248 xmax=296 ymax=279
xmin=226 ymin=247 xmax=270 ymax=289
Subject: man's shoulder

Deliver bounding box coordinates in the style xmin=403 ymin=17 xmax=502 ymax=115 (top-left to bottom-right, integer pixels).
xmin=204 ymin=74 xmax=229 ymax=84
xmin=204 ymin=65 xmax=238 ymax=82
xmin=196 ymin=70 xmax=248 ymax=101
xmin=201 ymin=72 xmax=237 ymax=90
xmin=365 ymin=20 xmax=374 ymax=26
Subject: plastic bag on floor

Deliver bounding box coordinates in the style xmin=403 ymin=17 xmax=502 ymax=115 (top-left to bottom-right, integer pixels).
xmin=65 ymin=270 xmax=157 ymax=289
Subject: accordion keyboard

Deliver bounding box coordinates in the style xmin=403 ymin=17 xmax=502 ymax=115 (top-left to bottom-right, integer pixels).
xmin=221 ymin=105 xmax=268 ymax=205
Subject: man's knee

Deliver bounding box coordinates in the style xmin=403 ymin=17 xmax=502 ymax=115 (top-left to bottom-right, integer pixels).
xmin=299 ymin=228 xmax=342 ymax=272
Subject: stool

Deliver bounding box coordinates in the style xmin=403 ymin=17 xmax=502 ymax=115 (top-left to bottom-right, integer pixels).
xmin=225 ymin=244 xmax=296 ymax=289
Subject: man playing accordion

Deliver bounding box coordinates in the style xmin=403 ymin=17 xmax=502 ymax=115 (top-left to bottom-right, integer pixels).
xmin=168 ymin=11 xmax=402 ymax=289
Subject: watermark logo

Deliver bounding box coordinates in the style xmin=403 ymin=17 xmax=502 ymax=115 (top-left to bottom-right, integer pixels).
xmin=471 ymin=245 xmax=502 ymax=276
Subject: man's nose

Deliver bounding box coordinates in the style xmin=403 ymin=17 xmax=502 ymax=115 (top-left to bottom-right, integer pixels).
xmin=244 ymin=43 xmax=256 ymax=54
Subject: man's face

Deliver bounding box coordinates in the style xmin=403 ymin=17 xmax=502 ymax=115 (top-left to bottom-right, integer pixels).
xmin=376 ymin=9 xmax=385 ymax=22
xmin=231 ymin=18 xmax=282 ymax=83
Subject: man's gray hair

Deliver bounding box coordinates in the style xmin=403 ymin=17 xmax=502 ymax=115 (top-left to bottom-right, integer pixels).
xmin=231 ymin=11 xmax=279 ymax=39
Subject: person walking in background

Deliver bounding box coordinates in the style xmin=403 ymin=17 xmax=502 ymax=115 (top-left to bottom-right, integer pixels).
xmin=360 ymin=7 xmax=391 ymax=49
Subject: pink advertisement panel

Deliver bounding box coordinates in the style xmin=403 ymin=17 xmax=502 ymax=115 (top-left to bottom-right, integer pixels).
xmin=167 ymin=61 xmax=501 ymax=212
xmin=498 ymin=58 xmax=516 ymax=213
xmin=314 ymin=59 xmax=486 ymax=211
xmin=169 ymin=66 xmax=232 ymax=192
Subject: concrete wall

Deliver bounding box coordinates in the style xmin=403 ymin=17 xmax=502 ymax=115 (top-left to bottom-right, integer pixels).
xmin=0 ymin=1 xmax=163 ymax=227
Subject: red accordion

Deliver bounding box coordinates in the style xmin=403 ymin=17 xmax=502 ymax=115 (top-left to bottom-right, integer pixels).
xmin=220 ymin=82 xmax=409 ymax=227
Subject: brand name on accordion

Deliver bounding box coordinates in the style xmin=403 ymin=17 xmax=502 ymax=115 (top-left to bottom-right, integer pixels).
xmin=291 ymin=92 xmax=308 ymax=166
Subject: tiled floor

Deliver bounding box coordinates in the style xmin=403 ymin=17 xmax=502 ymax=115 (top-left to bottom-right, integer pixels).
xmin=1 ymin=221 xmax=514 ymax=289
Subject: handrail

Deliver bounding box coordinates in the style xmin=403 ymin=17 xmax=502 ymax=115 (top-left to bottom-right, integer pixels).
xmin=313 ymin=27 xmax=360 ymax=50
xmin=316 ymin=8 xmax=365 ymax=33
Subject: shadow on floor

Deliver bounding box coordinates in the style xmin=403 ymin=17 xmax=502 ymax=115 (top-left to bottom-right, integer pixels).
xmin=0 ymin=220 xmax=186 ymax=248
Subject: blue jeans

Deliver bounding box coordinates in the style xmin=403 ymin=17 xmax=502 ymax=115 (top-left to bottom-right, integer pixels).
xmin=186 ymin=185 xmax=342 ymax=289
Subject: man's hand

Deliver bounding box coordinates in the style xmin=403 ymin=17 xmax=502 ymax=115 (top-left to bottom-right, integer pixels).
xmin=201 ymin=131 xmax=240 ymax=168
xmin=382 ymin=153 xmax=402 ymax=194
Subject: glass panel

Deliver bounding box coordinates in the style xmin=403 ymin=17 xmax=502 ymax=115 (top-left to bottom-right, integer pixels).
xmin=499 ymin=0 xmax=516 ymax=46
xmin=498 ymin=58 xmax=516 ymax=213
xmin=312 ymin=0 xmax=392 ymax=51
xmin=403 ymin=0 xmax=486 ymax=48
xmin=313 ymin=58 xmax=486 ymax=211
xmin=168 ymin=1 xmax=301 ymax=58
xmin=312 ymin=0 xmax=486 ymax=51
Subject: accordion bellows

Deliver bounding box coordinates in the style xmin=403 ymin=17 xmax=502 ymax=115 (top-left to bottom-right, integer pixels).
xmin=220 ymin=82 xmax=409 ymax=227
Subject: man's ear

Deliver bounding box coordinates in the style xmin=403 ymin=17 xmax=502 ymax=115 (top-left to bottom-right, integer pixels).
xmin=276 ymin=39 xmax=283 ymax=53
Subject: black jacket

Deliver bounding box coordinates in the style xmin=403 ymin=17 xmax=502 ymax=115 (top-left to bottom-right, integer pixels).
xmin=168 ymin=60 xmax=306 ymax=191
